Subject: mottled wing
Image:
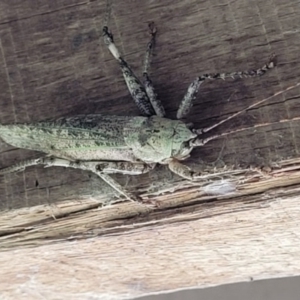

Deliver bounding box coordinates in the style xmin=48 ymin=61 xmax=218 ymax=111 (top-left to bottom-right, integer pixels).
xmin=0 ymin=115 xmax=140 ymax=161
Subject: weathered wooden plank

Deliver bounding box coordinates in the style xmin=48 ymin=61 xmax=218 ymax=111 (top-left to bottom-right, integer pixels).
xmin=1 ymin=0 xmax=300 ymax=298
xmin=1 ymin=181 xmax=300 ymax=299
xmin=1 ymin=0 xmax=300 ymax=212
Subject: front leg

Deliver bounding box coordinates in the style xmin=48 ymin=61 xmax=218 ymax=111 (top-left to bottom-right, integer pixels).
xmin=168 ymin=159 xmax=201 ymax=181
xmin=103 ymin=26 xmax=155 ymax=116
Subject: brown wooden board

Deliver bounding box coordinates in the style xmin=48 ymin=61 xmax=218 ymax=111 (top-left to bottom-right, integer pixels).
xmin=1 ymin=0 xmax=300 ymax=298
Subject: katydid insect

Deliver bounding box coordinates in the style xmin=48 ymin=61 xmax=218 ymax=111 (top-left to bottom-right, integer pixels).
xmin=0 ymin=21 xmax=293 ymax=205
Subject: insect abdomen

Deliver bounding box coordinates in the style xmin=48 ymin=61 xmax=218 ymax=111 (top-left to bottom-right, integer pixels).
xmin=0 ymin=115 xmax=143 ymax=161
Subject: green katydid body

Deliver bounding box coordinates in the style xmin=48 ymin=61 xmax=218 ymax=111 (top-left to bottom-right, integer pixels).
xmin=0 ymin=115 xmax=197 ymax=164
xmin=0 ymin=21 xmax=277 ymax=203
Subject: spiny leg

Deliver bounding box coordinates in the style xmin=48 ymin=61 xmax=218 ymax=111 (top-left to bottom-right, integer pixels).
xmin=142 ymin=22 xmax=165 ymax=117
xmin=103 ymin=26 xmax=155 ymax=116
xmin=168 ymin=160 xmax=238 ymax=195
xmin=176 ymin=54 xmax=277 ymax=119
xmin=168 ymin=159 xmax=202 ymax=181
xmin=0 ymin=158 xmax=42 ymax=175
xmin=0 ymin=157 xmax=152 ymax=175
xmin=55 ymin=159 xmax=154 ymax=204
xmin=0 ymin=157 xmax=155 ymax=204
xmin=69 ymin=160 xmax=143 ymax=203
xmin=93 ymin=161 xmax=156 ymax=175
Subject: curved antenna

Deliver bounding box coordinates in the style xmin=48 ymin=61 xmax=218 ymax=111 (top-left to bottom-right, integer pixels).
xmin=193 ymin=82 xmax=300 ymax=146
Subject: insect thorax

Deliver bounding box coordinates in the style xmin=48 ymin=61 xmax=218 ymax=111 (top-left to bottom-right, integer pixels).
xmin=124 ymin=116 xmax=197 ymax=163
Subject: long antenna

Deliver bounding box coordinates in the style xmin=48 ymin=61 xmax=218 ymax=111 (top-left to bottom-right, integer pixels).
xmin=217 ymin=115 xmax=300 ymax=139
xmin=193 ymin=82 xmax=300 ymax=146
xmin=196 ymin=82 xmax=300 ymax=135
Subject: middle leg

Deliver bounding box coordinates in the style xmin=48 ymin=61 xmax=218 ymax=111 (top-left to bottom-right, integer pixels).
xmin=0 ymin=157 xmax=155 ymax=203
xmin=39 ymin=158 xmax=155 ymax=202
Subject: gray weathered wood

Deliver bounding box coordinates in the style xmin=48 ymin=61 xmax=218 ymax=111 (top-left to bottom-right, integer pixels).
xmin=1 ymin=0 xmax=300 ymax=299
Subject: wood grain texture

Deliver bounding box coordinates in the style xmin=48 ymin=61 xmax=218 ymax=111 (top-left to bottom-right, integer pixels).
xmin=1 ymin=0 xmax=300 ymax=299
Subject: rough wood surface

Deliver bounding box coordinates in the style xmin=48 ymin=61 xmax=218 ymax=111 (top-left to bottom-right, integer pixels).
xmin=1 ymin=0 xmax=300 ymax=299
